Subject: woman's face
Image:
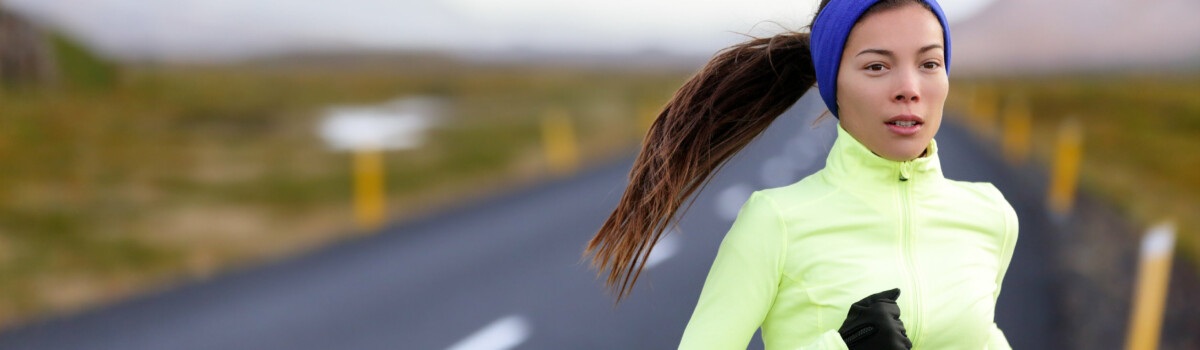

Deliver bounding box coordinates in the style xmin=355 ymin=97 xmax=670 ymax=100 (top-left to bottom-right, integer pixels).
xmin=835 ymin=3 xmax=948 ymax=161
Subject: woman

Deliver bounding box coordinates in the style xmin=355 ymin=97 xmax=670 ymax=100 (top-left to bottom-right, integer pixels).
xmin=583 ymin=0 xmax=1017 ymax=349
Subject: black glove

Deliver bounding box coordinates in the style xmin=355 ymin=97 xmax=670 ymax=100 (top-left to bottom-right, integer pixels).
xmin=836 ymin=288 xmax=912 ymax=350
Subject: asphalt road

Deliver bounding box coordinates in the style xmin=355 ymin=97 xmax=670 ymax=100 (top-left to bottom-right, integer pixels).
xmin=0 ymin=92 xmax=1059 ymax=349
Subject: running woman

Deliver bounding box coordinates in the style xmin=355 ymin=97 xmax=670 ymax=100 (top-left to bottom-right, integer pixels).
xmin=584 ymin=0 xmax=1017 ymax=349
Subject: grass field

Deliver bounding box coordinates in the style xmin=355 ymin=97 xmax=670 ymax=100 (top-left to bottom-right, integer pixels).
xmin=0 ymin=59 xmax=693 ymax=329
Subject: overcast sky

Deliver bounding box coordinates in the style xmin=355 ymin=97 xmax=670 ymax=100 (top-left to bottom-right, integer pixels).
xmin=2 ymin=0 xmax=996 ymax=62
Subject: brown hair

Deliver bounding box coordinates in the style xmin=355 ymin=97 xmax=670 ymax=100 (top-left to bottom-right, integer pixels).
xmin=583 ymin=0 xmax=934 ymax=305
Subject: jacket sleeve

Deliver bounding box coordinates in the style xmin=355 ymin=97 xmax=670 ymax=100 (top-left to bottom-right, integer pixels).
xmin=679 ymin=191 xmax=846 ymax=350
xmin=987 ymin=323 xmax=1012 ymax=350
xmin=798 ymin=329 xmax=852 ymax=350
xmin=986 ymin=187 xmax=1019 ymax=350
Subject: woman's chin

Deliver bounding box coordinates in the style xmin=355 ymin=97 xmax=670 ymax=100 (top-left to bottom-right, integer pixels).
xmin=876 ymin=145 xmax=928 ymax=162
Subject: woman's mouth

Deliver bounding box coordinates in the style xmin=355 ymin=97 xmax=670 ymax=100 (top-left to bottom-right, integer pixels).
xmin=885 ymin=115 xmax=923 ymax=136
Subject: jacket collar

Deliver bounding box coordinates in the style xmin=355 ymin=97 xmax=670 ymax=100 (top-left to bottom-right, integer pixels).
xmin=822 ymin=122 xmax=944 ymax=188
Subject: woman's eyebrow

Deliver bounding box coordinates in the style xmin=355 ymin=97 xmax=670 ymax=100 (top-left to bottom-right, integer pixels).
xmin=855 ymin=44 xmax=944 ymax=58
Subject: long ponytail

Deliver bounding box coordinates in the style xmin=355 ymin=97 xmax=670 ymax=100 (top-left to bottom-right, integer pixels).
xmin=582 ymin=28 xmax=820 ymax=305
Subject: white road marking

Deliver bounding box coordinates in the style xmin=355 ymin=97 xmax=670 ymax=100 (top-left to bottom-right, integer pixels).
xmin=446 ymin=314 xmax=531 ymax=350
xmin=1141 ymin=221 xmax=1176 ymax=258
xmin=716 ymin=183 xmax=754 ymax=222
xmin=645 ymin=230 xmax=681 ymax=269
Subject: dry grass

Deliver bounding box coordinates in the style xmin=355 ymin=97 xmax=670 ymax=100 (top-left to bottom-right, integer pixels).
xmin=947 ymin=73 xmax=1200 ymax=274
xmin=0 ymin=60 xmax=692 ymax=329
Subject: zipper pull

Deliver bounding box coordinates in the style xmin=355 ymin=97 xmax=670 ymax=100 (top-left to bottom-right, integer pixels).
xmin=899 ymin=162 xmax=911 ymax=181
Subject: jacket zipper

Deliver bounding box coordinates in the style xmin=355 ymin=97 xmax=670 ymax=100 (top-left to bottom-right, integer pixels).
xmin=898 ymin=161 xmax=923 ymax=347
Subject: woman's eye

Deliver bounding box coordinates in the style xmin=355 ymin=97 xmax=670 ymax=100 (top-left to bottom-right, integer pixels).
xmin=866 ymin=64 xmax=885 ymax=71
xmin=923 ymin=62 xmax=941 ymax=69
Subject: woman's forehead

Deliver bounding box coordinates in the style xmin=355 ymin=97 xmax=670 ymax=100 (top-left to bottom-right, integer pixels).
xmin=843 ymin=4 xmax=945 ymax=56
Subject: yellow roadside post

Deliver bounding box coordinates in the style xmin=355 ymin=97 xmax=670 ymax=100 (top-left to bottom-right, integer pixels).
xmin=320 ymin=96 xmax=444 ymax=234
xmin=954 ymin=85 xmax=975 ymax=121
xmin=1001 ymin=95 xmax=1032 ymax=165
xmin=1125 ymin=221 xmax=1177 ymax=350
xmin=970 ymin=85 xmax=999 ymax=140
xmin=353 ymin=146 xmax=386 ymax=232
xmin=542 ymin=107 xmax=580 ymax=176
xmin=1047 ymin=117 xmax=1083 ymax=220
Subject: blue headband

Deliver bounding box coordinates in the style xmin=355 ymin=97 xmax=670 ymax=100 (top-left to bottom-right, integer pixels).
xmin=810 ymin=0 xmax=952 ymax=118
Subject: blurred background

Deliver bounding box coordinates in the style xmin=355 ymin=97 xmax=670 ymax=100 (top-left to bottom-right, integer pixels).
xmin=0 ymin=0 xmax=1197 ymax=349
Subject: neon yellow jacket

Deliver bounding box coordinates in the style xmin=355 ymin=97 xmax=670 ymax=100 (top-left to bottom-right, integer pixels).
xmin=678 ymin=123 xmax=1018 ymax=349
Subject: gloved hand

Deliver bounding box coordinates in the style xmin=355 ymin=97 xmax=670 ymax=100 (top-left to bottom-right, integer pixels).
xmin=836 ymin=287 xmax=912 ymax=350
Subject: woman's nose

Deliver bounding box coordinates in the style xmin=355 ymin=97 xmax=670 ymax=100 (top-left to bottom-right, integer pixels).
xmin=894 ymin=71 xmax=920 ymax=103
xmin=895 ymin=93 xmax=919 ymax=102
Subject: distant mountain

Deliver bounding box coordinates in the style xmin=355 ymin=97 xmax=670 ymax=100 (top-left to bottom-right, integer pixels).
xmin=0 ymin=8 xmax=55 ymax=87
xmin=949 ymin=0 xmax=1200 ymax=75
